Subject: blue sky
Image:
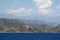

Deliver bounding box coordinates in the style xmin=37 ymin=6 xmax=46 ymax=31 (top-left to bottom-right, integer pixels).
xmin=0 ymin=0 xmax=60 ymax=23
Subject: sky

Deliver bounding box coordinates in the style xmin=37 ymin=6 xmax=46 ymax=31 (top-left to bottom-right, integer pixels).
xmin=0 ymin=0 xmax=60 ymax=24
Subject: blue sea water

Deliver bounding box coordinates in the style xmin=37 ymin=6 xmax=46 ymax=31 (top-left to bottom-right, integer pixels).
xmin=0 ymin=33 xmax=60 ymax=40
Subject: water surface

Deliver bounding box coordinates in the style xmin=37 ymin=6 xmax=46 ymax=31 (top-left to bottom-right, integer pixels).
xmin=0 ymin=33 xmax=60 ymax=40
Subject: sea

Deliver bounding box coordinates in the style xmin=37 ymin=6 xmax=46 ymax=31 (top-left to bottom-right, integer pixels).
xmin=0 ymin=33 xmax=60 ymax=40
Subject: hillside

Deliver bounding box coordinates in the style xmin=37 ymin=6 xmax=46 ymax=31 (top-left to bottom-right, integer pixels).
xmin=0 ymin=18 xmax=60 ymax=32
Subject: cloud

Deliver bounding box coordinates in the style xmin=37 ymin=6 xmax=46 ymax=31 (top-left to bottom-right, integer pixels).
xmin=34 ymin=0 xmax=52 ymax=8
xmin=34 ymin=0 xmax=54 ymax=14
xmin=26 ymin=9 xmax=32 ymax=12
xmin=38 ymin=8 xmax=55 ymax=14
xmin=5 ymin=8 xmax=32 ymax=15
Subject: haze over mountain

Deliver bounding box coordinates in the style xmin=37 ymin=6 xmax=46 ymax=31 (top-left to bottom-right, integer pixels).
xmin=0 ymin=18 xmax=57 ymax=28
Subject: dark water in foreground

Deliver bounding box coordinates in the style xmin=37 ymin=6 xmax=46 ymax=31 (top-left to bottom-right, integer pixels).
xmin=0 ymin=33 xmax=60 ymax=40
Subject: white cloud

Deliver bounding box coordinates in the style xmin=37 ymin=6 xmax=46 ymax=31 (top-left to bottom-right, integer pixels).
xmin=34 ymin=0 xmax=54 ymax=14
xmin=34 ymin=0 xmax=52 ymax=8
xmin=5 ymin=8 xmax=32 ymax=15
xmin=26 ymin=9 xmax=32 ymax=12
xmin=38 ymin=8 xmax=55 ymax=14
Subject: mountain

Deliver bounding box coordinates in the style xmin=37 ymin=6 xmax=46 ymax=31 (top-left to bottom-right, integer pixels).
xmin=0 ymin=18 xmax=56 ymax=28
xmin=20 ymin=19 xmax=56 ymax=27
xmin=0 ymin=18 xmax=58 ymax=32
xmin=0 ymin=18 xmax=26 ymax=27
